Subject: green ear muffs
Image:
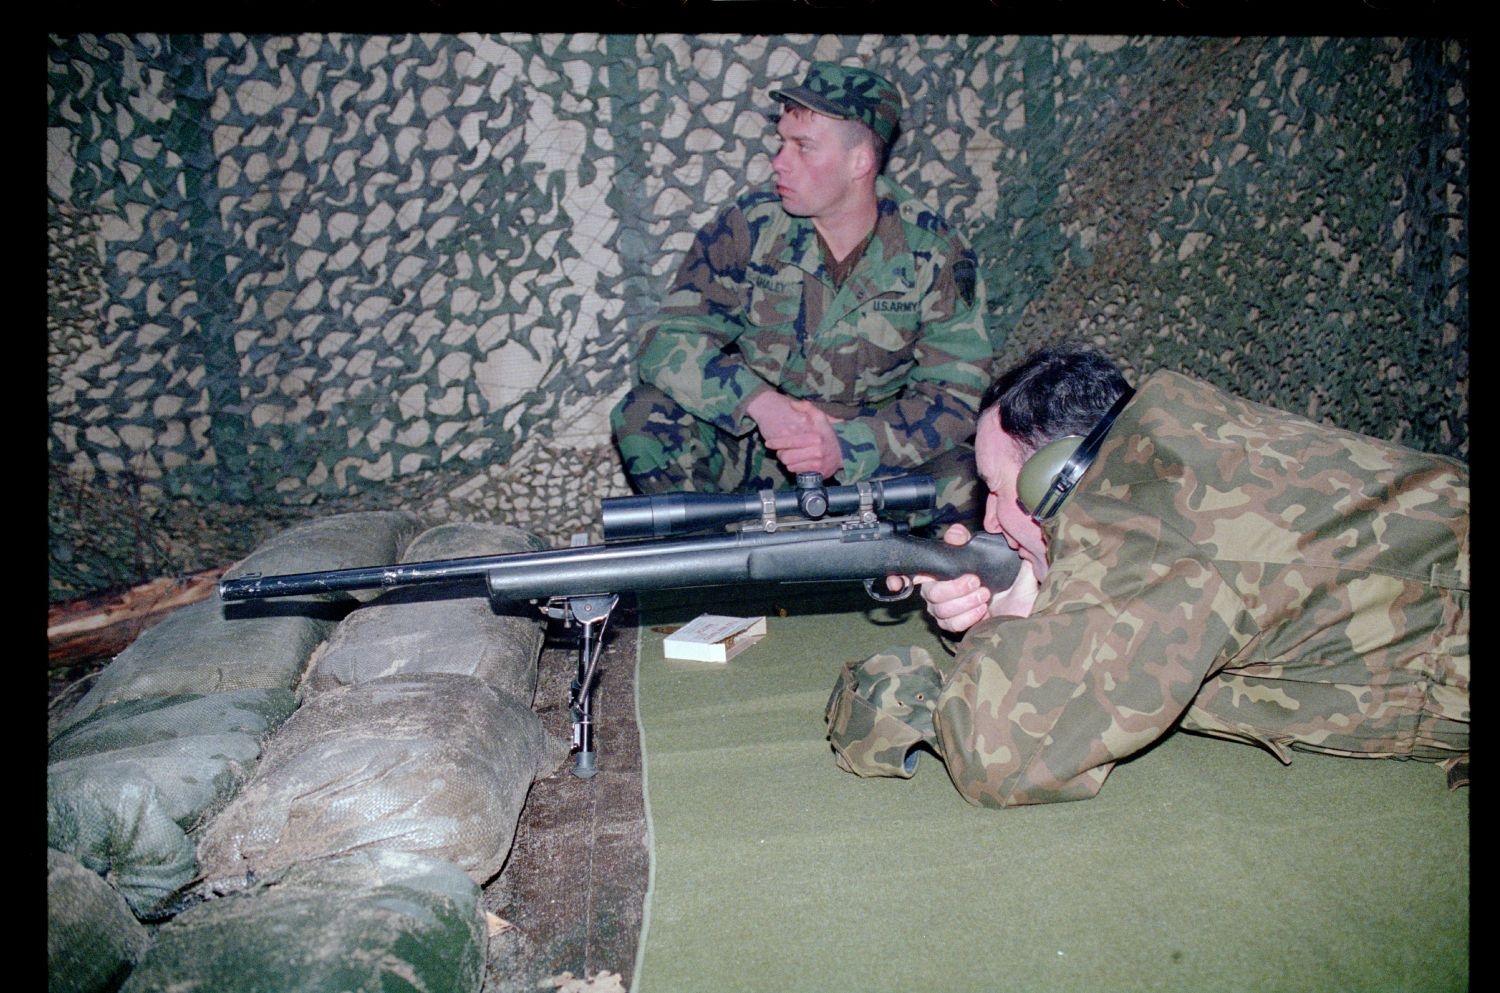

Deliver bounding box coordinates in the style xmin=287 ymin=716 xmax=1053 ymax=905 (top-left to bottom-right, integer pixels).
xmin=1015 ymin=386 xmax=1136 ymax=522
xmin=1017 ymin=435 xmax=1086 ymax=520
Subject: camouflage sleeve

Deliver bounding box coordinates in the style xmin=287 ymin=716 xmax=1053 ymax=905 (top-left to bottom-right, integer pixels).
xmin=835 ymin=249 xmax=997 ymax=479
xmin=633 ymin=205 xmax=769 ymax=436
xmin=932 ymin=513 xmax=1250 ymax=807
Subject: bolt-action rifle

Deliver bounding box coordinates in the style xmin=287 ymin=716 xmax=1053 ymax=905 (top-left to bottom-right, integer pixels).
xmin=218 ymin=473 xmax=1020 ymax=779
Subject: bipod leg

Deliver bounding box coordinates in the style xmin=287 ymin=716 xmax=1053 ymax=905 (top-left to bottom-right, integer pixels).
xmin=560 ymin=594 xmax=618 ymax=780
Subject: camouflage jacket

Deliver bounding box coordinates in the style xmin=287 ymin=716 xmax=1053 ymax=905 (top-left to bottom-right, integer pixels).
xmin=634 ymin=177 xmax=998 ymax=480
xmin=936 ymin=370 xmax=1470 ymax=807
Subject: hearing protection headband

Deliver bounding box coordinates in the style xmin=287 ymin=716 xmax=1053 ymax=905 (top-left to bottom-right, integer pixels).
xmin=1016 ymin=386 xmax=1136 ymax=522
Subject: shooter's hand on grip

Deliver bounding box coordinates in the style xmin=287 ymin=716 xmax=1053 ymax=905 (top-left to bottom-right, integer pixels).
xmin=889 ymin=524 xmax=1042 ymax=635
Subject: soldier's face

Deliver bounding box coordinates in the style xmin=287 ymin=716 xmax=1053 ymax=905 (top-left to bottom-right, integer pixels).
xmin=975 ymin=409 xmax=1050 ymax=578
xmin=770 ymin=107 xmax=862 ymax=220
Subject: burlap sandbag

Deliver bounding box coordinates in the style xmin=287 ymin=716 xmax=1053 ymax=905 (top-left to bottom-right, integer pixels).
xmin=47 ymin=847 xmax=152 ymax=993
xmin=197 ymin=672 xmax=552 ymax=890
xmin=53 ymin=598 xmax=330 ymax=735
xmin=56 ymin=510 xmax=424 ymax=735
xmin=47 ymin=690 xmax=299 ymax=918
xmin=48 ymin=730 xmax=267 ymax=918
xmin=306 ymin=522 xmax=550 ymax=703
xmin=49 ymin=688 xmax=298 ymax=764
xmin=119 ymin=849 xmax=486 ymax=993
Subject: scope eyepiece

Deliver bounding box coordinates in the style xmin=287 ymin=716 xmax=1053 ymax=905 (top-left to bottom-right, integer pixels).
xmin=601 ymin=474 xmax=936 ymax=541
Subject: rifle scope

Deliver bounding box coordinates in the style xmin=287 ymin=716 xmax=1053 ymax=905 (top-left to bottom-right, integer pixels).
xmin=602 ymin=473 xmax=936 ymax=541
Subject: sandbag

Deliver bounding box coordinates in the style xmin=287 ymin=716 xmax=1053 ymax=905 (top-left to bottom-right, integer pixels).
xmin=197 ymin=672 xmax=550 ymax=889
xmin=306 ymin=522 xmax=550 ymax=702
xmin=49 ymin=688 xmax=298 ymax=764
xmin=56 ymin=510 xmax=424 ymax=734
xmin=48 ymin=732 xmax=266 ymax=918
xmin=47 ymin=847 xmax=151 ymax=993
xmin=120 ymin=849 xmax=486 ymax=993
xmin=54 ymin=598 xmax=330 ymax=734
xmin=47 ymin=690 xmax=298 ymax=918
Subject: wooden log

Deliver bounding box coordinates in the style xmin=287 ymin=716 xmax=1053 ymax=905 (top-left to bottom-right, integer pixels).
xmin=48 ymin=567 xmax=228 ymax=669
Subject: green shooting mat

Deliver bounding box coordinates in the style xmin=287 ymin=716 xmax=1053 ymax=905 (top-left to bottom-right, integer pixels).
xmin=629 ymin=585 xmax=1469 ymax=993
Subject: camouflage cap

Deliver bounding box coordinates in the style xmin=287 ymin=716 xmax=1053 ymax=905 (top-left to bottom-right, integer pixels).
xmin=770 ymin=61 xmax=902 ymax=146
xmin=824 ymin=647 xmax=943 ymax=779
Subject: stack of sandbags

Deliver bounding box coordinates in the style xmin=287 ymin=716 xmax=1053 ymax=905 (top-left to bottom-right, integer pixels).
xmin=48 ymin=688 xmax=300 ymax=918
xmin=47 ymin=513 xmax=559 ymax=993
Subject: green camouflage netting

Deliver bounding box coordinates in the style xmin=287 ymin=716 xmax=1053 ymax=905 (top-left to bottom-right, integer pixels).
xmin=47 ymin=34 xmax=1467 ymax=598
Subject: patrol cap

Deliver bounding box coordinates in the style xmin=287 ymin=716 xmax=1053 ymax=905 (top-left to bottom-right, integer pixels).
xmin=770 ymin=61 xmax=902 ymax=146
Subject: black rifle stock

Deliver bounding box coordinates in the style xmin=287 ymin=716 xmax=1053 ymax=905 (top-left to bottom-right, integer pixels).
xmin=217 ymin=473 xmax=1020 ymax=777
xmin=216 ymin=522 xmax=1020 ymax=604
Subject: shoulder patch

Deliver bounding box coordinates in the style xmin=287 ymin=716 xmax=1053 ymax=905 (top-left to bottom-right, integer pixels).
xmin=953 ymin=259 xmax=976 ymax=308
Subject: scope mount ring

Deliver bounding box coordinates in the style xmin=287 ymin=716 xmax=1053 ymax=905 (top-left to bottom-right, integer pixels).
xmin=759 ymin=489 xmax=779 ymax=532
xmin=856 ymin=481 xmax=878 ymax=524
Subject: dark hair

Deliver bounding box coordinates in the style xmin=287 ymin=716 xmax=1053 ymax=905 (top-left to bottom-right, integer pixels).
xmin=980 ymin=347 xmax=1132 ymax=450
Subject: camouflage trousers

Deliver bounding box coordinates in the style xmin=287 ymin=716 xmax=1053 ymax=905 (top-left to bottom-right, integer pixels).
xmin=826 ymin=643 xmax=1471 ymax=805
xmin=611 ymin=383 xmax=982 ymax=531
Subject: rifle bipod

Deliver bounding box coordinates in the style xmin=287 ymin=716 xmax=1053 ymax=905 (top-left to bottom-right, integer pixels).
xmin=544 ymin=593 xmax=619 ymax=779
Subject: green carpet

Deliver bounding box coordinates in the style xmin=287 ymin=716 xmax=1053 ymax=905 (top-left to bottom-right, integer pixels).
xmin=630 ymin=585 xmax=1469 ymax=993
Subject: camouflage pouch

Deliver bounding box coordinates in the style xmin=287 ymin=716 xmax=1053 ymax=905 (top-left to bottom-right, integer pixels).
xmin=824 ymin=646 xmax=944 ymax=779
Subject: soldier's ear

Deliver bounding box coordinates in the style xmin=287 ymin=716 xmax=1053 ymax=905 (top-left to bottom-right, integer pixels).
xmin=848 ymin=139 xmax=877 ymax=181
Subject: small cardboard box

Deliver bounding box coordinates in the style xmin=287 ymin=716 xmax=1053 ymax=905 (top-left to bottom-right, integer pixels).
xmin=662 ymin=613 xmax=768 ymax=663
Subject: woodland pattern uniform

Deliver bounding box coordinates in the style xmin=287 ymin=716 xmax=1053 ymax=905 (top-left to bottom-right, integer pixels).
xmin=613 ymin=175 xmax=996 ymax=523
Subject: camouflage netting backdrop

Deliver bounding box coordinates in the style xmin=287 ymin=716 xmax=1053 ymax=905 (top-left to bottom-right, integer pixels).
xmin=47 ymin=33 xmax=1468 ymax=602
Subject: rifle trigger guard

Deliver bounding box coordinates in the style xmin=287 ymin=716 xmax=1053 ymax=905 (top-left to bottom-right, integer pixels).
xmin=863 ymin=576 xmax=914 ymax=603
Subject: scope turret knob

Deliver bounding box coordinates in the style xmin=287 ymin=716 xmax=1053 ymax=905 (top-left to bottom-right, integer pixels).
xmin=795 ymin=472 xmax=829 ymax=518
